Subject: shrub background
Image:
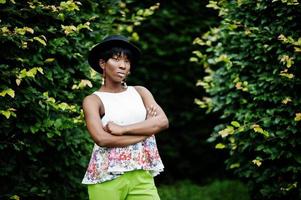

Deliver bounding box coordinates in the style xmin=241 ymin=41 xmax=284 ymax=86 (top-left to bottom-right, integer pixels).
xmin=193 ymin=1 xmax=301 ymax=199
xmin=0 ymin=0 xmax=156 ymax=199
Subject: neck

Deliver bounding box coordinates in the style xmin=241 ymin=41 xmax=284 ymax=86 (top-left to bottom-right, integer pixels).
xmin=101 ymin=80 xmax=126 ymax=93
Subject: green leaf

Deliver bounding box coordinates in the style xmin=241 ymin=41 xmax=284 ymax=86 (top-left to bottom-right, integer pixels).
xmin=33 ymin=36 xmax=47 ymax=46
xmin=44 ymin=58 xmax=55 ymax=63
xmin=229 ymin=163 xmax=240 ymax=169
xmin=0 ymin=88 xmax=15 ymax=98
xmin=9 ymin=195 xmax=20 ymax=200
xmin=215 ymin=143 xmax=226 ymax=149
xmin=294 ymin=113 xmax=301 ymax=121
xmin=231 ymin=121 xmax=240 ymax=127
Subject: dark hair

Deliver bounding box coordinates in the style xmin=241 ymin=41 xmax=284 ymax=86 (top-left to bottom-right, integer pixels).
xmin=99 ymin=46 xmax=134 ymax=64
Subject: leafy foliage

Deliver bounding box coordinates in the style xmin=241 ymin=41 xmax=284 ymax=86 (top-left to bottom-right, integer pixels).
xmin=0 ymin=0 xmax=157 ymax=199
xmin=193 ymin=0 xmax=301 ymax=199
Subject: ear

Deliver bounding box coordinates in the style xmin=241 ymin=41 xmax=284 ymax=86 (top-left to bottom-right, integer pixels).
xmin=99 ymin=59 xmax=105 ymax=70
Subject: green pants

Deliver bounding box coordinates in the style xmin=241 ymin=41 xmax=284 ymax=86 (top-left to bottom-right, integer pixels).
xmin=88 ymin=170 xmax=160 ymax=200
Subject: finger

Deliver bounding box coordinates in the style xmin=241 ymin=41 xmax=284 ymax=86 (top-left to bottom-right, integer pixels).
xmin=105 ymin=123 xmax=111 ymax=133
xmin=151 ymin=109 xmax=156 ymax=116
xmin=151 ymin=107 xmax=157 ymax=116
xmin=149 ymin=109 xmax=153 ymax=116
xmin=147 ymin=107 xmax=152 ymax=116
xmin=146 ymin=106 xmax=153 ymax=117
xmin=149 ymin=105 xmax=154 ymax=111
xmin=151 ymin=105 xmax=155 ymax=112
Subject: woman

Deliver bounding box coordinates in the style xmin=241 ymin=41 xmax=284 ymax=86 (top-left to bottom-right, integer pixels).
xmin=82 ymin=35 xmax=169 ymax=200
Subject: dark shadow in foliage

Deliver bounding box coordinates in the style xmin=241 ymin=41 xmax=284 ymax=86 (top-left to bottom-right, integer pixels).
xmin=126 ymin=0 xmax=230 ymax=184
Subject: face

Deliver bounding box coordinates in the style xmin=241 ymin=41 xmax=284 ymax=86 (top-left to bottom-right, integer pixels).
xmin=100 ymin=53 xmax=131 ymax=83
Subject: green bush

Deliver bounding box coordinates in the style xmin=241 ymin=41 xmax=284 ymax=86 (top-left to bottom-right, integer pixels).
xmin=0 ymin=0 xmax=157 ymax=199
xmin=0 ymin=1 xmax=116 ymax=199
xmin=158 ymin=179 xmax=250 ymax=200
xmin=193 ymin=0 xmax=301 ymax=199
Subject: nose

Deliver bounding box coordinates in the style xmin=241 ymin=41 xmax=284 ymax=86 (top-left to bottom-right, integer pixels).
xmin=119 ymin=60 xmax=127 ymax=69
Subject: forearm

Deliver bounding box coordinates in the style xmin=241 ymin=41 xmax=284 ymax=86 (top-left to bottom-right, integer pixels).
xmin=123 ymin=115 xmax=169 ymax=136
xmin=86 ymin=121 xmax=149 ymax=147
xmin=83 ymin=95 xmax=150 ymax=148
xmin=96 ymin=131 xmax=149 ymax=147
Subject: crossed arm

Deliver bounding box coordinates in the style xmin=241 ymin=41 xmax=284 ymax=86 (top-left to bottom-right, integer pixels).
xmin=82 ymin=86 xmax=169 ymax=148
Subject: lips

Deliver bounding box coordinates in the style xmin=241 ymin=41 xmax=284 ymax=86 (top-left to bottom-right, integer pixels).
xmin=117 ymin=72 xmax=126 ymax=77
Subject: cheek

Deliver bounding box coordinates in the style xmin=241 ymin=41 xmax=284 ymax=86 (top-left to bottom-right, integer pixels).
xmin=106 ymin=61 xmax=118 ymax=69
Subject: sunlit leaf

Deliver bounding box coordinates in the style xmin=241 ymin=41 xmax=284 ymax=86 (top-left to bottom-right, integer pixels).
xmin=215 ymin=143 xmax=226 ymax=149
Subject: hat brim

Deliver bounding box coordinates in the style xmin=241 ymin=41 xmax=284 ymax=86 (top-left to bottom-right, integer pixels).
xmin=88 ymin=39 xmax=141 ymax=73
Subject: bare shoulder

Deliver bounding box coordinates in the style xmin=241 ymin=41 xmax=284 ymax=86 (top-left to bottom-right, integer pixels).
xmin=133 ymin=85 xmax=156 ymax=104
xmin=82 ymin=94 xmax=102 ymax=110
xmin=133 ymin=85 xmax=153 ymax=96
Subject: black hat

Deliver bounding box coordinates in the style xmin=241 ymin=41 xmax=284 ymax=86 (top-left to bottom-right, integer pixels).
xmin=88 ymin=35 xmax=141 ymax=73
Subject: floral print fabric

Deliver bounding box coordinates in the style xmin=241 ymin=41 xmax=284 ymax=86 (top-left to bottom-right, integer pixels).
xmin=82 ymin=135 xmax=164 ymax=184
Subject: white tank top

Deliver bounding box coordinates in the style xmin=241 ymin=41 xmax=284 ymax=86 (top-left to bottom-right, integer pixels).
xmin=82 ymin=86 xmax=164 ymax=184
xmin=98 ymin=86 xmax=147 ymax=127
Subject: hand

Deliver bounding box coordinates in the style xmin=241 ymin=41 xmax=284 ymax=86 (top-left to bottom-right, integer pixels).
xmin=105 ymin=121 xmax=125 ymax=136
xmin=146 ymin=105 xmax=157 ymax=119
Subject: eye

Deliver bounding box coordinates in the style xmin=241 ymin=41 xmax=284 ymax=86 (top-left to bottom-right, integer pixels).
xmin=112 ymin=57 xmax=119 ymax=61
